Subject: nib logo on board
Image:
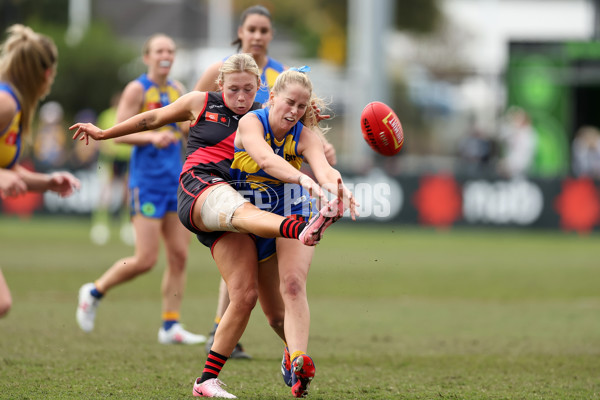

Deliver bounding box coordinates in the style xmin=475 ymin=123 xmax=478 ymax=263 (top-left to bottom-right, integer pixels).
xmin=554 ymin=178 xmax=600 ymax=233
xmin=413 ymin=174 xmax=462 ymax=227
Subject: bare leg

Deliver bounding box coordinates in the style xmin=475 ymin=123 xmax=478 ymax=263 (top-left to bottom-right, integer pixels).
xmin=210 ymin=233 xmax=259 ymax=357
xmin=276 ymin=238 xmax=315 ymax=355
xmin=0 ymin=269 xmax=12 ymax=318
xmin=231 ymin=203 xmax=289 ymax=237
xmin=95 ymin=215 xmax=161 ymax=293
xmin=214 ymin=278 xmax=229 ymax=321
xmin=160 ymin=212 xmax=191 ymax=314
xmin=192 ymin=185 xmax=287 ymax=238
xmin=257 ymin=255 xmax=286 ymax=342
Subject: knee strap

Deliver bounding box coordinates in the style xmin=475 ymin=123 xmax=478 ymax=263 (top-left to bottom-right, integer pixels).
xmin=200 ymin=184 xmax=248 ymax=232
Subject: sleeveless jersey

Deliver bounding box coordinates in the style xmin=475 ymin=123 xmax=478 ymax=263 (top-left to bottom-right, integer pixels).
xmin=230 ymin=107 xmax=304 ymax=192
xmin=0 ymin=83 xmax=22 ymax=169
xmin=181 ymin=91 xmax=261 ymax=179
xmin=128 ymin=74 xmax=183 ymax=193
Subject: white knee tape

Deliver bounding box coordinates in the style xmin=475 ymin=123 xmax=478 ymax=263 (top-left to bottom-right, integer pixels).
xmin=200 ymin=184 xmax=249 ymax=232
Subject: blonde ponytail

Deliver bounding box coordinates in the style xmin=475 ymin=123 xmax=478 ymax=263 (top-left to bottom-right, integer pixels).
xmin=0 ymin=24 xmax=58 ymax=135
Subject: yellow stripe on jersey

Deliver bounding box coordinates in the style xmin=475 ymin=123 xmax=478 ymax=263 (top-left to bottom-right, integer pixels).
xmin=0 ymin=110 xmax=21 ymax=168
xmin=264 ymin=67 xmax=281 ymax=90
xmin=142 ymin=85 xmax=183 ymax=138
xmin=232 ymin=132 xmax=303 ymax=191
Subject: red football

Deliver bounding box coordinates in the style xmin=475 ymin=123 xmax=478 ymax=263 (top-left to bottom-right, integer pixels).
xmin=360 ymin=101 xmax=404 ymax=156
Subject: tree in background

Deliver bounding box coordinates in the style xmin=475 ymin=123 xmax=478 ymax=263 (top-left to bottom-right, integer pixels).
xmin=26 ymin=20 xmax=136 ymax=121
xmin=233 ymin=0 xmax=442 ymax=66
xmin=1 ymin=0 xmax=137 ymax=120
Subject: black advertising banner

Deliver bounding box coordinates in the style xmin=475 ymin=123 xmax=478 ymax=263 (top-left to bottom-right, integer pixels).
xmin=2 ymin=168 xmax=599 ymax=233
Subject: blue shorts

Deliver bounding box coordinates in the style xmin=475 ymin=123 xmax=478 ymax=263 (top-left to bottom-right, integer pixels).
xmin=249 ymin=184 xmax=315 ymax=262
xmin=129 ymin=187 xmax=178 ymax=218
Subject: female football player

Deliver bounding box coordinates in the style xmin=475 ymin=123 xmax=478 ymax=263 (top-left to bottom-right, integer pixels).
xmin=70 ymin=53 xmax=344 ymax=398
xmin=231 ymin=67 xmax=357 ymax=397
xmin=0 ymin=24 xmax=80 ymax=317
xmin=194 ymin=6 xmax=337 ymax=359
xmin=74 ymin=33 xmax=206 ymax=345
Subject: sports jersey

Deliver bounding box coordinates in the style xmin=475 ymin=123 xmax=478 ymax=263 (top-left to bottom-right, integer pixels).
xmin=230 ymin=107 xmax=312 ymax=261
xmin=231 ymin=107 xmax=303 ymax=190
xmin=257 ymin=57 xmax=285 ymax=105
xmin=181 ymin=91 xmax=261 ymax=178
xmin=0 ymin=83 xmax=22 ymax=169
xmin=128 ymin=74 xmax=183 ymax=193
xmin=230 ymin=108 xmax=310 ymax=217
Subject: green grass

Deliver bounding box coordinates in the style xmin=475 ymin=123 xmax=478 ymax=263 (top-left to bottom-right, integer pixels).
xmin=0 ymin=216 xmax=599 ymax=399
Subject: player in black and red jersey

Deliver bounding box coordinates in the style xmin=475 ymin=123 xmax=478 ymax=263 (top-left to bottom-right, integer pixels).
xmin=71 ymin=53 xmax=344 ymax=398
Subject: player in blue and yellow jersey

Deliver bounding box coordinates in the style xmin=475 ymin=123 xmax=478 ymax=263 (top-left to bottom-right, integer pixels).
xmin=232 ymin=67 xmax=358 ymax=398
xmin=194 ymin=5 xmax=285 ymax=105
xmin=75 ymin=34 xmax=206 ymax=345
xmin=0 ymin=25 xmax=80 ymax=318
xmin=194 ymin=4 xmax=338 ymax=359
xmin=230 ymin=105 xmax=312 ymax=261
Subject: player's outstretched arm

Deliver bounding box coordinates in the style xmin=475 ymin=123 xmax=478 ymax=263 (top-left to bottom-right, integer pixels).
xmin=299 ymin=128 xmax=359 ymax=220
xmin=13 ymin=165 xmax=80 ymax=197
xmin=0 ymin=169 xmax=27 ymax=198
xmin=70 ymin=91 xmax=204 ymax=145
xmin=236 ymin=113 xmax=329 ymax=205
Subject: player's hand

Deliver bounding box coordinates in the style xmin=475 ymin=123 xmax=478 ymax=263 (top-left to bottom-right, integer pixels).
xmin=298 ymin=174 xmax=328 ymax=206
xmin=0 ymin=169 xmax=27 ymax=198
xmin=70 ymin=123 xmax=103 ymax=145
xmin=336 ymin=178 xmax=359 ymax=221
xmin=47 ymin=171 xmax=81 ymax=198
xmin=312 ymin=102 xmax=331 ymax=123
xmin=152 ymin=130 xmax=179 ymax=149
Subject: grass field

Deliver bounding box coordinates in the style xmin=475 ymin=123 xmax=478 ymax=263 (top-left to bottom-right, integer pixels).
xmin=0 ymin=215 xmax=599 ymax=399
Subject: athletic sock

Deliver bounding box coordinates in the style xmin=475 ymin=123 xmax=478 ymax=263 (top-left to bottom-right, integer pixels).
xmin=90 ymin=285 xmax=104 ymax=299
xmin=291 ymin=350 xmax=306 ymax=362
xmin=199 ymin=350 xmax=228 ymax=383
xmin=162 ymin=311 xmax=180 ymax=331
xmin=279 ymin=218 xmax=307 ymax=239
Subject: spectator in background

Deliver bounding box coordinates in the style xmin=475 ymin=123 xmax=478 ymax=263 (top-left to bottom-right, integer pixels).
xmin=572 ymin=125 xmax=600 ymax=179
xmin=457 ymin=114 xmax=494 ymax=176
xmin=497 ymin=106 xmax=537 ymax=179
xmin=33 ymin=101 xmax=67 ymax=169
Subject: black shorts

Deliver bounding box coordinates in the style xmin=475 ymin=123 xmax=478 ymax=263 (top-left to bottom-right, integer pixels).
xmin=177 ymin=169 xmax=230 ymax=249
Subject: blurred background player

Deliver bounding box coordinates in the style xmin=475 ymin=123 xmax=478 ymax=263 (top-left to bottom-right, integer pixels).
xmin=0 ymin=24 xmax=80 ymax=317
xmin=571 ymin=125 xmax=600 ymax=179
xmin=76 ymin=33 xmax=205 ymax=345
xmin=497 ymin=106 xmax=537 ymax=179
xmin=89 ymin=91 xmax=134 ymax=246
xmin=193 ymin=4 xmax=337 ymax=359
xmin=194 ymin=4 xmax=284 ymax=106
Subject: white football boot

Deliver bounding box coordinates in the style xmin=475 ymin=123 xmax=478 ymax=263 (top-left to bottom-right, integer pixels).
xmin=158 ymin=323 xmax=207 ymax=345
xmin=193 ymin=378 xmax=237 ymax=398
xmin=76 ymin=283 xmax=100 ymax=332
